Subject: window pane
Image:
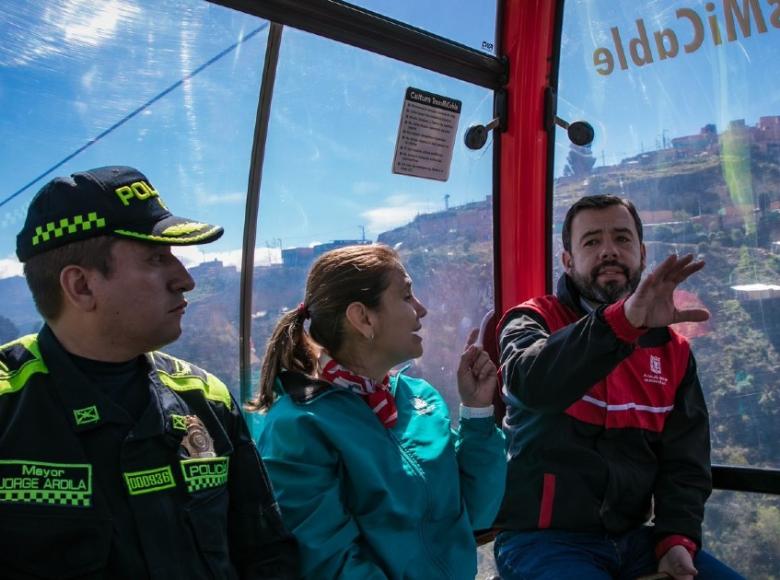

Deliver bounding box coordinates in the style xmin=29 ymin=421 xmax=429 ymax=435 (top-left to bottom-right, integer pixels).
xmin=555 ymin=1 xmax=780 ymax=574
xmin=0 ymin=0 xmax=268 ymax=397
xmin=248 ymin=26 xmax=494 ymax=426
xmin=344 ymin=0 xmax=499 ymax=55
xmin=705 ymin=490 xmax=780 ymax=576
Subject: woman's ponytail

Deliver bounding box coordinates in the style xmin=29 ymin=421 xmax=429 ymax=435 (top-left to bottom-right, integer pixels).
xmin=250 ymin=306 xmax=317 ymax=411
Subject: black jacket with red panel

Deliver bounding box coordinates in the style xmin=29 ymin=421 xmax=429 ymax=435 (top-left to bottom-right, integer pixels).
xmin=494 ymin=274 xmax=712 ymax=549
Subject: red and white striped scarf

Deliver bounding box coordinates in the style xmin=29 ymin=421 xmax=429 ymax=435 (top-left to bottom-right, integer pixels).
xmin=318 ymin=353 xmax=398 ymax=428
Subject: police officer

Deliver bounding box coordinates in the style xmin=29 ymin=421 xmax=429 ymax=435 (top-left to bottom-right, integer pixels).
xmin=0 ymin=166 xmax=298 ymax=579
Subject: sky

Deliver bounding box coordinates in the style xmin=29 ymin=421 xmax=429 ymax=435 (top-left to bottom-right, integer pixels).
xmin=0 ymin=0 xmax=779 ymax=280
xmin=0 ymin=0 xmax=497 ymax=278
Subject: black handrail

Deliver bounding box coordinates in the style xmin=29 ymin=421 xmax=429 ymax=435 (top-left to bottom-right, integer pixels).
xmin=239 ymin=23 xmax=284 ymax=405
xmin=712 ymin=464 xmax=780 ymax=495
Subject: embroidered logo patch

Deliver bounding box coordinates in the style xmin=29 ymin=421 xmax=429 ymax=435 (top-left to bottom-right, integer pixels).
xmin=73 ymin=405 xmax=99 ymax=426
xmin=411 ymin=396 xmax=435 ymax=415
xmin=0 ymin=460 xmax=92 ymax=507
xmin=650 ymin=355 xmax=662 ymax=375
xmin=123 ymin=466 xmax=176 ymax=496
xmin=171 ymin=414 xmax=187 ymax=431
xmin=643 ymin=354 xmax=669 ymax=386
xmin=180 ymin=457 xmax=229 ymax=493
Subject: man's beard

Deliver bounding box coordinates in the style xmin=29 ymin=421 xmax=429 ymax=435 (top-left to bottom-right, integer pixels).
xmin=569 ymin=259 xmax=642 ymax=304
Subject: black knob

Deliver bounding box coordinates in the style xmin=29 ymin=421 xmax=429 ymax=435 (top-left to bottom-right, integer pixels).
xmin=464 ymin=124 xmax=489 ymax=150
xmin=567 ymin=121 xmax=595 ymax=146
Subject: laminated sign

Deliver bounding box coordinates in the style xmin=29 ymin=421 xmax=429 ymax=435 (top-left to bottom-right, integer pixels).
xmin=392 ymin=87 xmax=461 ymax=182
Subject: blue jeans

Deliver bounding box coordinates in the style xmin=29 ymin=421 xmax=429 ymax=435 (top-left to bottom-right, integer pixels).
xmin=494 ymin=528 xmax=745 ymax=580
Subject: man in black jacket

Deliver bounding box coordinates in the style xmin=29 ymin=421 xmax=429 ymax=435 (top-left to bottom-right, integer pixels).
xmin=0 ymin=166 xmax=298 ymax=579
xmin=494 ymin=195 xmax=742 ymax=579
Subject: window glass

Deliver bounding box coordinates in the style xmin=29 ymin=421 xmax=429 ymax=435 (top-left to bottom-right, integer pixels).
xmin=555 ymin=0 xmax=780 ymax=573
xmin=344 ymin=0 xmax=499 ymax=55
xmin=0 ymin=0 xmax=268 ymax=397
xmin=705 ymin=490 xmax=780 ymax=575
xmin=247 ymin=26 xmax=495 ymax=426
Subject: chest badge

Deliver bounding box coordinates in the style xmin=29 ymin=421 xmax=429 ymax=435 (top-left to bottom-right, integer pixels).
xmin=180 ymin=416 xmax=216 ymax=458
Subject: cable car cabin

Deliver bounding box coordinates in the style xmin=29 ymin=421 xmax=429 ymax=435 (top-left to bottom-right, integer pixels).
xmin=1 ymin=0 xmax=779 ymax=576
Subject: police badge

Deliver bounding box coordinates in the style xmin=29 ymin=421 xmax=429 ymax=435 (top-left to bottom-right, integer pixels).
xmin=180 ymin=416 xmax=216 ymax=458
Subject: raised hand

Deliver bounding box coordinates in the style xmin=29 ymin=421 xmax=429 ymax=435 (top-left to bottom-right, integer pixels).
xmin=457 ymin=328 xmax=497 ymax=408
xmin=624 ymin=254 xmax=710 ymax=329
xmin=658 ymin=545 xmax=698 ymax=580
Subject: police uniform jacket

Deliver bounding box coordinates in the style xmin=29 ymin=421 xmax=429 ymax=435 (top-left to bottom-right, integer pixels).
xmin=0 ymin=325 xmax=298 ymax=580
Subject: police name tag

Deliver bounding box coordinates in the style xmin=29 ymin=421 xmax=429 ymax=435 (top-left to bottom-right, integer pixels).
xmin=123 ymin=466 xmax=176 ymax=496
xmin=180 ymin=457 xmax=229 ymax=494
xmin=0 ymin=460 xmax=92 ymax=507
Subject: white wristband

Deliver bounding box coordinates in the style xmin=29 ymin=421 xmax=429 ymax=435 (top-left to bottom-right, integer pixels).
xmin=459 ymin=404 xmax=495 ymax=419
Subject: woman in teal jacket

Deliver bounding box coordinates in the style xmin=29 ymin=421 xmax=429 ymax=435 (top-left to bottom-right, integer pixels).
xmin=253 ymin=244 xmax=506 ymax=579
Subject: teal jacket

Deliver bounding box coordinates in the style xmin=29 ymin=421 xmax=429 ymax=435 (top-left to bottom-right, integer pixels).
xmin=257 ymin=370 xmax=506 ymax=579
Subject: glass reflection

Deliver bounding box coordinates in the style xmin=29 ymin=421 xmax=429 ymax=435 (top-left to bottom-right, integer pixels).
xmin=0 ymin=0 xmax=269 ymax=396
xmin=248 ymin=26 xmax=494 ymax=422
xmin=555 ymin=1 xmax=780 ymax=575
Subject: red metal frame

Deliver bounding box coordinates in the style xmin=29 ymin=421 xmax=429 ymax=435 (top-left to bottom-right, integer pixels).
xmin=498 ymin=0 xmax=559 ymax=313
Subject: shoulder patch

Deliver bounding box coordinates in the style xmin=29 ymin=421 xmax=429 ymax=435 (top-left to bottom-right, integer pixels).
xmin=149 ymin=351 xmax=232 ymax=410
xmin=0 ymin=334 xmax=48 ymax=397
